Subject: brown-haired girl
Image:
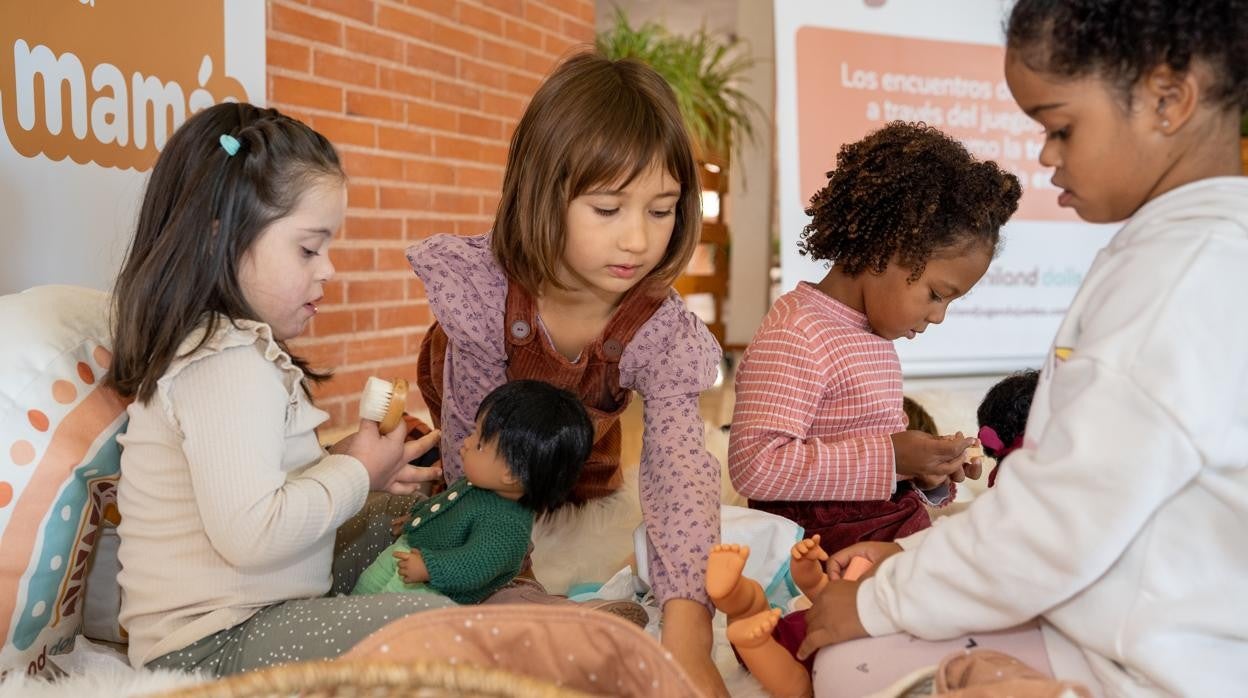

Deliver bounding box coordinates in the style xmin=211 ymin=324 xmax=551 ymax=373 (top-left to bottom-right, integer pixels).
xmin=407 ymin=51 xmax=726 ymax=692
xmin=109 ymin=102 xmax=449 ymax=676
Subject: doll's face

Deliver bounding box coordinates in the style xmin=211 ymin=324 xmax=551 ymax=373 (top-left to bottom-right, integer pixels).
xmin=460 ymin=417 xmax=523 ymax=498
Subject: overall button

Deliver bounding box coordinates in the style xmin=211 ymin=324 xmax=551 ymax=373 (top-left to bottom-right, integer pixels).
xmin=603 ymin=338 xmax=624 ymax=358
xmin=510 ymin=320 xmax=531 ymax=339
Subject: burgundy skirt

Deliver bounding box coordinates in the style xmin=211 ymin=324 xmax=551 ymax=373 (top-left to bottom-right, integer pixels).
xmin=749 ymin=484 xmax=931 ymax=558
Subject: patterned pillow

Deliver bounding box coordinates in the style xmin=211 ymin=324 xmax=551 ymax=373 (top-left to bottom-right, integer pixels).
xmin=0 ymin=286 xmax=128 ymax=677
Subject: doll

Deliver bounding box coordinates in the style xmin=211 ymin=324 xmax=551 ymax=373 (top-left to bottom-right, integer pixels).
xmin=352 ymin=380 xmax=591 ymax=604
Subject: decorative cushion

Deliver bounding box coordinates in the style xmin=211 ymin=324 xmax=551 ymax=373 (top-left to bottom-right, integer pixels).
xmin=0 ymin=286 xmax=128 ymax=676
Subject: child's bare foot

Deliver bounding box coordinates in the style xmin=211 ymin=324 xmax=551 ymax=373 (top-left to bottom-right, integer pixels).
xmin=706 ymin=543 xmax=750 ymax=600
xmin=727 ymin=608 xmax=782 ymax=649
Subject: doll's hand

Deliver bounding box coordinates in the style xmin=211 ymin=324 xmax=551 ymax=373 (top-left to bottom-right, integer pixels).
xmin=394 ymin=549 xmax=430 ymax=583
xmin=390 ymin=514 xmax=412 ymax=537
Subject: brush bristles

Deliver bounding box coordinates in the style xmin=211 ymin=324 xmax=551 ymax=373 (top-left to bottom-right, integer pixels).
xmin=359 ymin=377 xmax=394 ymax=423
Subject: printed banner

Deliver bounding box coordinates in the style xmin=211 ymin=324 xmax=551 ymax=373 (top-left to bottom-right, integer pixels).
xmin=774 ymin=0 xmax=1114 ymax=375
xmin=0 ymin=0 xmax=265 ymax=295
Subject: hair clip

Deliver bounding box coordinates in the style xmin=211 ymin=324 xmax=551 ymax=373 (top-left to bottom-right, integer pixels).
xmin=219 ymin=134 xmax=241 ymax=156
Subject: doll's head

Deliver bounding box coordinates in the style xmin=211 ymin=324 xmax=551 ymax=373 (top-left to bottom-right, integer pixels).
xmin=902 ymin=396 xmax=939 ymax=436
xmin=976 ymin=369 xmax=1040 ymax=486
xmin=461 ymin=380 xmax=592 ymax=514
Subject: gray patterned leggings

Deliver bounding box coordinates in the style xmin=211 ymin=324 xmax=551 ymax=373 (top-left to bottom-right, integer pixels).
xmin=145 ymin=494 xmax=456 ymax=677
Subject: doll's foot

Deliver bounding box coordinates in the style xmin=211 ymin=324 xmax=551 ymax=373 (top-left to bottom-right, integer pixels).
xmin=706 ymin=544 xmax=750 ymax=600
xmin=791 ymin=535 xmax=827 ymax=563
xmin=790 ymin=535 xmax=829 ymax=597
xmin=727 ymin=608 xmax=782 ymax=649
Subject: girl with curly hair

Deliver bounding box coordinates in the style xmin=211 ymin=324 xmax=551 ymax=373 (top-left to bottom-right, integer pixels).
xmin=728 ymin=121 xmax=1019 ymax=554
xmin=714 ymin=121 xmax=1019 ymax=696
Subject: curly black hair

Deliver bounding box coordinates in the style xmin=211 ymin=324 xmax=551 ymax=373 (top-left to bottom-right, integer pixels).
xmin=1007 ymin=0 xmax=1248 ymax=111
xmin=800 ymin=122 xmax=1021 ymax=282
xmin=976 ymin=369 xmax=1040 ymax=459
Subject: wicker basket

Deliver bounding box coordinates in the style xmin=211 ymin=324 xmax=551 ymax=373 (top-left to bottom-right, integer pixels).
xmin=156 ymin=659 xmax=592 ymax=698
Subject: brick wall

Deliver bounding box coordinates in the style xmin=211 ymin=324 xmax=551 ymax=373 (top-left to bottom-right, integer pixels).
xmin=268 ymin=0 xmax=595 ymax=428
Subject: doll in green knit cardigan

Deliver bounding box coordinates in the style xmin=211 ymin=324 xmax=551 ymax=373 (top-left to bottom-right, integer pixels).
xmin=351 ymin=380 xmax=591 ymax=603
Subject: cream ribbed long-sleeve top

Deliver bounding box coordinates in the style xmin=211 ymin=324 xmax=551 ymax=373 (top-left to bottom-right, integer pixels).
xmin=116 ymin=318 xmax=369 ymax=667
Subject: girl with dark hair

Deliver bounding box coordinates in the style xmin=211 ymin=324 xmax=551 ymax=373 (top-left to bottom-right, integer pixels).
xmin=798 ymin=2 xmax=1248 ymax=694
xmin=110 ymin=103 xmax=448 ymax=677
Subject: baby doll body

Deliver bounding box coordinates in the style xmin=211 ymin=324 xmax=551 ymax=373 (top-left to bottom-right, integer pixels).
xmin=707 ymin=537 xmax=872 ymax=698
xmin=351 ymin=476 xmax=531 ymax=603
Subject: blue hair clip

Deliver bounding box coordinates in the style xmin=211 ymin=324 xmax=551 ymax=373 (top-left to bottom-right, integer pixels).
xmin=219 ymin=134 xmax=240 ymax=156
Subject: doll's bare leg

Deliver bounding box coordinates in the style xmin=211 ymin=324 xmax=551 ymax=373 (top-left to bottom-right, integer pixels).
xmin=707 ymin=544 xmax=768 ymax=621
xmin=728 ymin=609 xmax=813 ymax=698
xmin=789 ymin=535 xmax=829 ymax=599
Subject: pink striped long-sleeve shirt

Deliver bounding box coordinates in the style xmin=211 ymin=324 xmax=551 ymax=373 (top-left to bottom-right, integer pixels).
xmin=729 ymin=282 xmax=904 ymax=502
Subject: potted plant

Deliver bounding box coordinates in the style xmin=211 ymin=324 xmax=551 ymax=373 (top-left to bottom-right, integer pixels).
xmin=595 ymin=8 xmax=762 ymax=165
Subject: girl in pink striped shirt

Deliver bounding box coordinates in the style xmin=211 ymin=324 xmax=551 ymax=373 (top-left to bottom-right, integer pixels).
xmin=728 ymin=122 xmax=1020 ymax=557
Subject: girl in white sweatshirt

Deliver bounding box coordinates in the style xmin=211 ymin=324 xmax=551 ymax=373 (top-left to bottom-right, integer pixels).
xmin=796 ymin=1 xmax=1248 ymax=696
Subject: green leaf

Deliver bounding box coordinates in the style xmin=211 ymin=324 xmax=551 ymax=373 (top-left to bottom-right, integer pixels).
xmin=596 ymin=7 xmax=764 ymax=164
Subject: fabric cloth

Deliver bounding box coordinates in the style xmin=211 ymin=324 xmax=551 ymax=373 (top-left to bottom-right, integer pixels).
xmin=729 ymin=282 xmax=947 ymax=555
xmin=116 ymin=317 xmax=370 ymax=667
xmin=146 ymin=493 xmax=454 ymax=677
xmin=344 ymin=603 xmax=703 ymax=697
xmin=857 ymin=177 xmax=1248 ymax=696
xmin=812 ymin=623 xmax=1058 ymax=698
xmin=406 ymin=233 xmax=722 ymax=609
xmin=352 ymin=477 xmax=532 ymax=604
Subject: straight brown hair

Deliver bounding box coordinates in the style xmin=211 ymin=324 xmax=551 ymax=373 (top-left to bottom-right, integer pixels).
xmin=491 ymin=51 xmax=702 ymax=295
xmin=106 ymin=103 xmax=344 ymax=403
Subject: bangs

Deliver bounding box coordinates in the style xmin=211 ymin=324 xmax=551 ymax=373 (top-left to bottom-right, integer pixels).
xmin=563 ymin=92 xmax=689 ymax=198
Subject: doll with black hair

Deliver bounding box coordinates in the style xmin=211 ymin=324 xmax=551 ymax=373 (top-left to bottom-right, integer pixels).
xmin=976 ymin=370 xmax=1039 ymax=488
xmin=352 ymin=380 xmax=591 ymax=604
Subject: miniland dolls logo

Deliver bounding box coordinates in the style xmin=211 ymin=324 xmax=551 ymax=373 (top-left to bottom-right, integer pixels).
xmin=0 ymin=0 xmax=249 ymax=171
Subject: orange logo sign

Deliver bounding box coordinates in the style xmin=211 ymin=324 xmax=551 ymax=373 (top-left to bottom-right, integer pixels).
xmin=0 ymin=0 xmax=250 ymax=171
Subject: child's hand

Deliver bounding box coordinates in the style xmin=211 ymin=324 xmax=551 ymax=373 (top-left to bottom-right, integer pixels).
xmin=892 ymin=430 xmax=976 ymax=483
xmin=384 ymin=428 xmax=444 ymax=495
xmin=393 ymin=549 xmax=430 ymax=583
xmin=825 ymin=541 xmax=902 ymax=581
xmin=328 ymin=432 xmax=355 ymax=456
xmin=347 ymin=420 xmax=443 ymax=493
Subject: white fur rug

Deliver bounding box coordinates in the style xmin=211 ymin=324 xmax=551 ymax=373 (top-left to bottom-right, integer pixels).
xmin=0 ymin=638 xmax=205 ymax=698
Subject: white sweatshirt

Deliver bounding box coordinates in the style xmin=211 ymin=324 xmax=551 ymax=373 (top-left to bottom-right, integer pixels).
xmin=858 ymin=177 xmax=1248 ymax=697
xmin=117 ymin=319 xmax=369 ymax=667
